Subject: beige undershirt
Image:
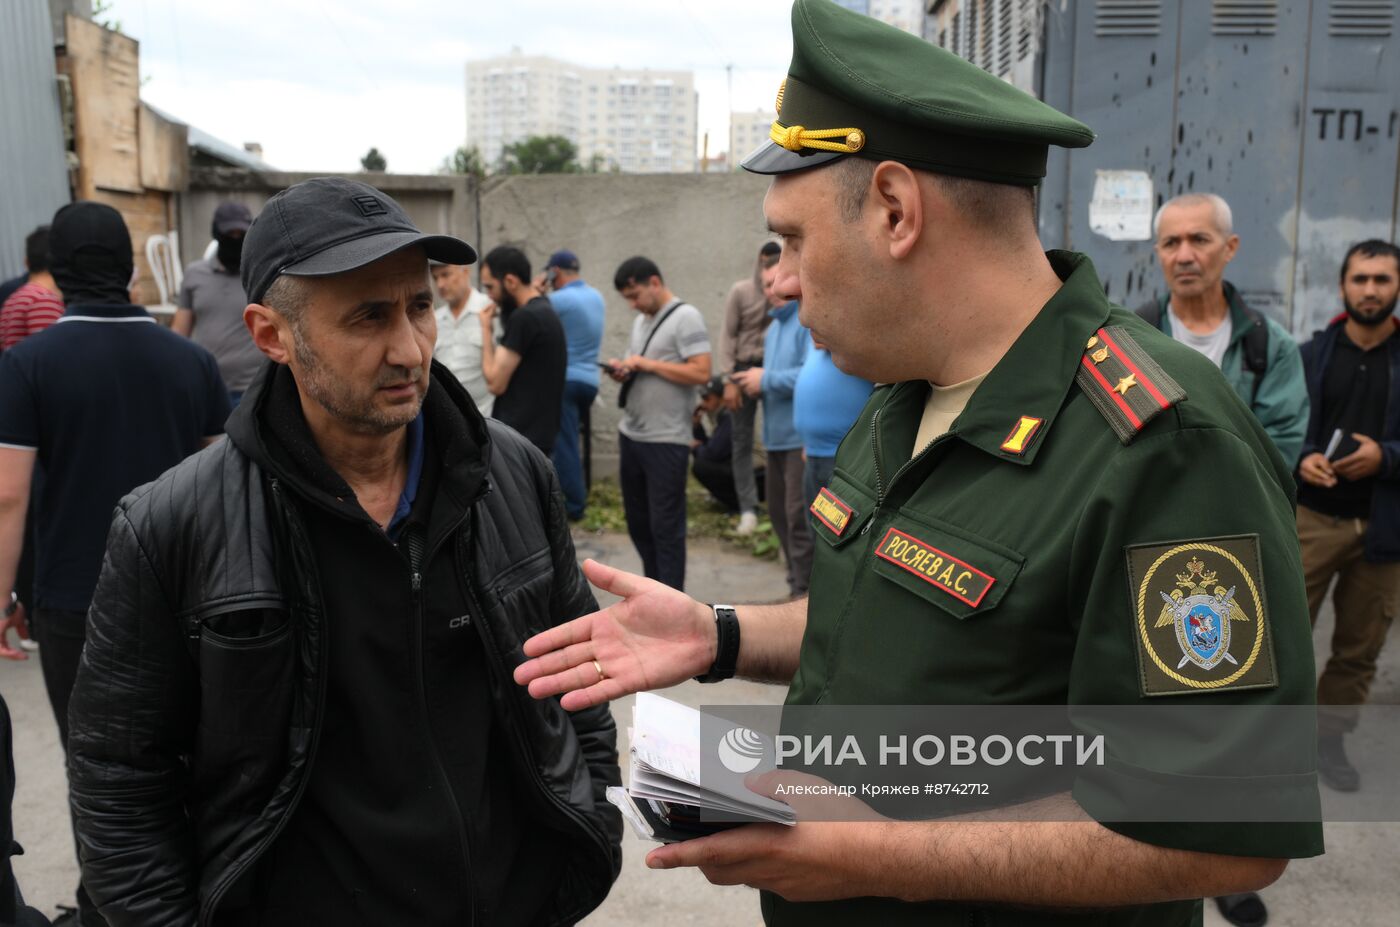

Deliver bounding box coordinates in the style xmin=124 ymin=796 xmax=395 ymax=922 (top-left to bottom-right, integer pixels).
xmin=911 ymin=371 xmax=990 ymax=459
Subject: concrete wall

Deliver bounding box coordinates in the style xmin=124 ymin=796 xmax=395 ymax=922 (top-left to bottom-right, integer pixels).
xmin=475 ymin=172 xmax=774 ymax=461
xmin=181 ymin=169 xmax=474 ymax=269
xmin=183 ymin=169 xmax=775 ymax=472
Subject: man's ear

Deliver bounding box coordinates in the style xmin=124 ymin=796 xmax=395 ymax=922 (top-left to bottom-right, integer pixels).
xmin=871 ymin=162 xmax=925 ymax=261
xmin=245 ymin=304 xmax=292 ymax=364
xmin=1223 ymin=234 xmax=1241 ymax=265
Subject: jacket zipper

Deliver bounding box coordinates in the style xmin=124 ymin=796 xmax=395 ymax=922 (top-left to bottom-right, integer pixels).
xmin=405 ymin=524 xmax=478 ymax=927
xmin=826 ymin=394 xmax=955 ymax=700
xmin=870 ymin=390 xmax=954 ymax=510
xmin=202 ymin=479 xmax=332 ymax=924
xmin=457 ymin=531 xmax=615 ymax=923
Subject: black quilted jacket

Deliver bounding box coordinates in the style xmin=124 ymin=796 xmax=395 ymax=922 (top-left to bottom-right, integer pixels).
xmin=66 ymin=362 xmax=622 ymax=926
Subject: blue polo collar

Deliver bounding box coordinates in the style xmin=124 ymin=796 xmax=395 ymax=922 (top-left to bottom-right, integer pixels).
xmin=386 ymin=410 xmax=426 ymax=539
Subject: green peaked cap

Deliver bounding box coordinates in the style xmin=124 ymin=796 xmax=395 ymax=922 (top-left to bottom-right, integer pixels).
xmin=742 ymin=0 xmax=1094 ymax=185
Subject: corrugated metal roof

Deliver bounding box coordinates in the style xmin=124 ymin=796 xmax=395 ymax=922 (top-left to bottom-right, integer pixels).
xmin=142 ymin=100 xmax=275 ymax=172
xmin=188 ymin=124 xmax=276 ymax=171
xmin=0 ymin=0 xmax=71 ymax=280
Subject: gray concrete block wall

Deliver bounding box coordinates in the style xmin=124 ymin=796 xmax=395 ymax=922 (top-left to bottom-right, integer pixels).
xmin=475 ymin=172 xmax=775 ymax=471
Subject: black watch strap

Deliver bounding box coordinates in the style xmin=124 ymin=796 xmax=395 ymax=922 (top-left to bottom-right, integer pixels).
xmin=695 ymin=604 xmax=740 ymax=683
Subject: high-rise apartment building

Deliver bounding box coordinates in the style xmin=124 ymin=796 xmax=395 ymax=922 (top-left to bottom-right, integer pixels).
xmin=729 ymin=109 xmax=778 ymax=166
xmin=466 ymin=50 xmax=698 ymax=174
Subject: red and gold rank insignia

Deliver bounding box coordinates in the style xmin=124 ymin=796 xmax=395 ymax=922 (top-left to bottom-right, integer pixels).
xmin=810 ymin=487 xmax=854 ymax=536
xmin=1126 ymin=537 xmax=1277 ymax=696
xmin=1076 ymin=326 xmax=1185 ymax=444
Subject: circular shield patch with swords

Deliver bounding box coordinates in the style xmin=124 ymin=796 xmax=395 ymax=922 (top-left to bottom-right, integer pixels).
xmin=1127 ymin=536 xmax=1278 ymax=696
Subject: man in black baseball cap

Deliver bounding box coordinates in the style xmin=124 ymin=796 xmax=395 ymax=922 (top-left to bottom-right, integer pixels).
xmin=240 ymin=176 xmax=476 ymax=305
xmin=68 ymin=178 xmax=622 ymax=925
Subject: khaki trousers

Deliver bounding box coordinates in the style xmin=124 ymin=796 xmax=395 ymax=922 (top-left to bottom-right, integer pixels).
xmin=1297 ymin=504 xmax=1400 ymax=732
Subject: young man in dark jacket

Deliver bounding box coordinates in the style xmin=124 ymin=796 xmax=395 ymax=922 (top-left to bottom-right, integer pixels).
xmin=1296 ymin=238 xmax=1400 ymax=792
xmin=65 ymin=178 xmax=622 ymax=926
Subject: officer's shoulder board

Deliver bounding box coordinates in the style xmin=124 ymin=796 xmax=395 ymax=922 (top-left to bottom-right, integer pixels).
xmin=1075 ymin=325 xmax=1186 ymax=445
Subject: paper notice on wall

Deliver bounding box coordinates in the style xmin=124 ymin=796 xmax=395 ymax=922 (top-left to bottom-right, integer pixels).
xmin=1089 ymin=170 xmax=1154 ymax=241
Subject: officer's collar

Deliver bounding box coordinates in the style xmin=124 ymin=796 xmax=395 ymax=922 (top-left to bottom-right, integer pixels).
xmin=942 ymin=250 xmax=1112 ymax=466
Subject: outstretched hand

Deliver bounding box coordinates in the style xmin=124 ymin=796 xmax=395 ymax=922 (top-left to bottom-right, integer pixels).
xmin=513 ymin=559 xmax=717 ymax=711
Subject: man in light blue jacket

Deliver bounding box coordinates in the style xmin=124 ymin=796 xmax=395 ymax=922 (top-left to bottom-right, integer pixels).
xmin=734 ymin=267 xmax=811 ymax=596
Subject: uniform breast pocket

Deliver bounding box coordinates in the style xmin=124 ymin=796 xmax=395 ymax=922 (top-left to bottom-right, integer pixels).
xmin=807 ymin=471 xmax=875 ymax=549
xmin=869 ymin=510 xmax=1023 ymax=620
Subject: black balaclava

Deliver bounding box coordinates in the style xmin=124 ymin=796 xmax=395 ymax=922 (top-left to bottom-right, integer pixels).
xmin=48 ymin=201 xmax=133 ymax=306
xmin=216 ymin=232 xmax=245 ymax=273
xmin=212 ymin=201 xmax=252 ymax=274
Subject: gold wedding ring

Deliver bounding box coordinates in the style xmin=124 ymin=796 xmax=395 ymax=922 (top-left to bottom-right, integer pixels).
xmin=592 ymin=659 xmax=606 ymax=682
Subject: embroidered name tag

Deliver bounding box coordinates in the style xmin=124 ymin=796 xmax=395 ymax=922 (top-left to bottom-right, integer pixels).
xmin=810 ymin=488 xmax=854 ymax=536
xmin=874 ymin=528 xmax=996 ymax=607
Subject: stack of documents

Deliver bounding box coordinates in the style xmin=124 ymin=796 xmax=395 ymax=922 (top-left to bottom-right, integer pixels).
xmin=608 ymin=693 xmax=795 ymax=842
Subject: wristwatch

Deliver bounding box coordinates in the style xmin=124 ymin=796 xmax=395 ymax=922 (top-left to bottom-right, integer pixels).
xmin=3 ymin=592 xmax=18 ymax=618
xmin=694 ymin=604 xmax=740 ymax=683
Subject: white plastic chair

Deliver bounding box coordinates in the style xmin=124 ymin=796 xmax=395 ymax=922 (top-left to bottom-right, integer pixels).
xmin=144 ymin=231 xmax=182 ymax=318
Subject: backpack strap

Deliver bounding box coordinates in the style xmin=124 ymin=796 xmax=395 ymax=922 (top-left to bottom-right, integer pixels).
xmin=1239 ymin=306 xmax=1270 ymax=404
xmin=1133 ymin=297 xmax=1165 ymax=330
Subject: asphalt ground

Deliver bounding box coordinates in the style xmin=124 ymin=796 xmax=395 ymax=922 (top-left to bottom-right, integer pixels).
xmin=0 ymin=528 xmax=1394 ymax=924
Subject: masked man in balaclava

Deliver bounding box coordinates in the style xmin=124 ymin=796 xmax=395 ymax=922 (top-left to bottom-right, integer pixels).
xmin=0 ymin=201 xmax=230 ymax=926
xmin=173 ymin=201 xmax=263 ymax=405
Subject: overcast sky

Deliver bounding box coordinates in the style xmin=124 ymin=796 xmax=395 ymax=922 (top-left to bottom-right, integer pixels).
xmin=105 ymin=0 xmax=795 ymax=174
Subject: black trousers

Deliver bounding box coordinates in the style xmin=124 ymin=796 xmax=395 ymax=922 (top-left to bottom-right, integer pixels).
xmin=619 ymin=436 xmax=689 ymax=591
xmin=34 ymin=609 xmax=108 ymax=927
xmin=692 ymin=456 xmax=739 ymax=514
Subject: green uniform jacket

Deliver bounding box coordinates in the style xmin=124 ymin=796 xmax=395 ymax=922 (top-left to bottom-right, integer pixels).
xmin=764 ymin=253 xmax=1323 ymax=927
xmin=1146 ymin=283 xmax=1310 ymax=467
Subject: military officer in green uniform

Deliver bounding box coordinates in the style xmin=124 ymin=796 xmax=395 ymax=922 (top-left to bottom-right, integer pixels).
xmin=515 ymin=1 xmax=1324 ymax=923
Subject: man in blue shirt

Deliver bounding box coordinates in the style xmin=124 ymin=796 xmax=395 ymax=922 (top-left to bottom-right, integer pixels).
xmin=794 ymin=339 xmax=874 ymax=505
xmin=734 ymin=266 xmax=812 ymax=596
xmin=542 ymin=250 xmax=605 ymax=519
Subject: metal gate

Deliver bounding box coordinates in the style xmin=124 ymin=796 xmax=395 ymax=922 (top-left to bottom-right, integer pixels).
xmin=1032 ymin=0 xmax=1399 ymax=335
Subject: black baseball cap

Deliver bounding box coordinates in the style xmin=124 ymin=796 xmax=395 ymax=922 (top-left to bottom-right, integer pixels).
xmin=212 ymin=201 xmax=253 ymax=236
xmin=242 ymin=177 xmax=477 ymax=304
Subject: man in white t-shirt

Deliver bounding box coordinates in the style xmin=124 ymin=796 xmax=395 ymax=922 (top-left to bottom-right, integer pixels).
xmin=1141 ymin=192 xmax=1308 ymax=467
xmin=431 ymin=261 xmax=500 ymax=415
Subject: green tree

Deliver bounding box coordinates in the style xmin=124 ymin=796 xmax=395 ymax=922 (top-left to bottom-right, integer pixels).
xmin=93 ymin=0 xmax=123 ymax=32
xmin=360 ymin=147 xmax=387 ymax=172
xmin=499 ymin=135 xmax=581 ymax=175
xmin=440 ymin=145 xmax=486 ymax=179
